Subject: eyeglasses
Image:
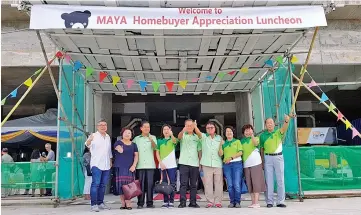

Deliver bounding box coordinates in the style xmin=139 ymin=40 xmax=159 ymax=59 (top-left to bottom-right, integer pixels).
xmin=97 ymin=124 xmax=107 ymax=127
xmin=206 ymin=127 xmax=215 ymax=130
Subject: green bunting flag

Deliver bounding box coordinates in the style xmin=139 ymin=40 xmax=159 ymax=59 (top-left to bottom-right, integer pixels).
xmin=86 ymin=67 xmax=94 ymax=77
xmin=152 ymin=82 xmax=160 ymax=92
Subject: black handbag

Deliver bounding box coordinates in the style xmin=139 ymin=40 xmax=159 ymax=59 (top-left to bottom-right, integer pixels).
xmin=86 ymin=164 xmax=92 ymax=176
xmin=154 ymin=170 xmax=174 ymax=195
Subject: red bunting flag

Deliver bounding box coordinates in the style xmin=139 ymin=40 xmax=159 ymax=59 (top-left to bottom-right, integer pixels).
xmin=228 ymin=70 xmax=236 ymax=75
xmin=56 ymin=51 xmax=64 ymax=59
xmin=165 ymin=82 xmax=174 ymax=92
xmin=99 ymin=72 xmax=107 ymax=83
xmin=337 ymin=111 xmax=344 ymax=121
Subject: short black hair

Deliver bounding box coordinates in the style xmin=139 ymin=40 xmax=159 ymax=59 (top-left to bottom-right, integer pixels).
xmin=184 ymin=119 xmax=193 ymax=124
xmin=83 ymin=146 xmax=90 ymax=155
xmin=242 ymin=124 xmax=254 ymax=135
xmin=224 ymin=126 xmax=236 ymax=137
xmin=140 ymin=120 xmax=150 ymax=127
xmin=160 ymin=124 xmax=171 ymax=138
xmin=30 ymin=149 xmax=40 ymax=160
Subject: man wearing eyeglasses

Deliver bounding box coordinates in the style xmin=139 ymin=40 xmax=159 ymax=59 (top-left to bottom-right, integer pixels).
xmin=85 ymin=119 xmax=113 ymax=212
xmin=194 ymin=121 xmax=224 ymax=208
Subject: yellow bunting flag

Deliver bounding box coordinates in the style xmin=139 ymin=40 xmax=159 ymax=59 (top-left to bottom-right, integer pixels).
xmin=240 ymin=67 xmax=249 ymax=73
xmin=345 ymin=120 xmax=352 ymax=130
xmin=328 ymin=103 xmax=336 ymax=112
xmin=291 ymin=55 xmax=298 ymax=63
xmin=24 ymin=78 xmax=33 ymax=87
xmin=1 ymin=98 xmax=6 ymax=106
xmin=112 ymin=76 xmax=120 ymax=86
xmin=179 ymin=80 xmax=188 ymax=89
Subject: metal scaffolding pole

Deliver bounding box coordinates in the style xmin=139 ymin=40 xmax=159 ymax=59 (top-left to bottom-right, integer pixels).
xmin=288 ymin=57 xmax=304 ymax=202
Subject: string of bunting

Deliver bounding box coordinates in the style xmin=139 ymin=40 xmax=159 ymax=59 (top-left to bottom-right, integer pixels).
xmin=1 ymin=52 xmax=62 ymax=106
xmin=293 ymin=60 xmax=361 ymax=140
xmin=66 ymin=53 xmax=292 ymax=92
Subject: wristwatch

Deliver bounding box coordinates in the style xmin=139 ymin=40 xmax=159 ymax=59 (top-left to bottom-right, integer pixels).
xmin=231 ymin=157 xmax=234 ymax=160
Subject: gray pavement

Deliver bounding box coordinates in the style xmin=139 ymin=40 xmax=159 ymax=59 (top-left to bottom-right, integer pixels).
xmin=2 ymin=197 xmax=361 ymax=215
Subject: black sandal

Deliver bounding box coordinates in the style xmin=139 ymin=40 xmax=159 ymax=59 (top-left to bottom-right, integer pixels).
xmin=120 ymin=207 xmax=127 ymax=210
xmin=127 ymin=207 xmax=132 ymax=210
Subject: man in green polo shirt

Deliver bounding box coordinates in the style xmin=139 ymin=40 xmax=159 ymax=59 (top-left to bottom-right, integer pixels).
xmin=177 ymin=119 xmax=201 ymax=208
xmin=194 ymin=121 xmax=223 ymax=208
xmin=260 ymin=114 xmax=292 ymax=208
xmin=133 ymin=121 xmax=157 ymax=209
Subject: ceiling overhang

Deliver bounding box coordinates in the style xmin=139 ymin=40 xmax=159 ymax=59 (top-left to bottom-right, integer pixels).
xmin=26 ymin=0 xmax=328 ymax=96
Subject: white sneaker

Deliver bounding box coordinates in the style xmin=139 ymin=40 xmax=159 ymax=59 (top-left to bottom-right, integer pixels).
xmin=98 ymin=203 xmax=111 ymax=210
xmin=91 ymin=205 xmax=100 ymax=212
xmin=249 ymin=204 xmax=260 ymax=208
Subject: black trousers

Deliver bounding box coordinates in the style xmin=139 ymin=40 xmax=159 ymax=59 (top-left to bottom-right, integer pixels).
xmin=136 ymin=169 xmax=155 ymax=206
xmin=179 ymin=164 xmax=199 ymax=205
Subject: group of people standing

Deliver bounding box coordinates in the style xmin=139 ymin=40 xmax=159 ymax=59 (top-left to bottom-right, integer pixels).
xmin=85 ymin=114 xmax=292 ymax=212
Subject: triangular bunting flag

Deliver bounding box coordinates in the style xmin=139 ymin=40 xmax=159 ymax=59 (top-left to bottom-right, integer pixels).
xmin=319 ymin=93 xmax=329 ymax=103
xmin=73 ymin=61 xmax=82 ymax=71
xmin=65 ymin=54 xmax=71 ymax=63
xmin=99 ymin=72 xmax=107 ymax=83
xmin=191 ymin=78 xmax=199 ymax=82
xmin=217 ymin=72 xmax=226 ymax=80
xmin=1 ymin=98 xmax=6 ymax=106
xmin=291 ymin=55 xmax=298 ymax=63
xmin=86 ymin=67 xmax=94 ymax=77
xmin=276 ymin=56 xmax=283 ymax=64
xmin=24 ymin=78 xmax=33 ymax=87
xmin=345 ymin=120 xmax=352 ymax=130
xmin=179 ymin=80 xmax=188 ymax=89
xmin=55 ymin=51 xmax=64 ymax=59
xmin=139 ymin=80 xmax=147 ymax=91
xmin=112 ymin=76 xmax=120 ymax=86
xmin=127 ymin=79 xmax=134 ymax=89
xmin=240 ymin=67 xmax=249 ymax=73
xmin=337 ymin=111 xmax=344 ymax=121
xmin=328 ymin=103 xmax=336 ymax=112
xmin=308 ymin=80 xmax=317 ymax=88
xmin=166 ymin=82 xmax=174 ymax=92
xmin=34 ymin=68 xmax=42 ymax=75
xmin=10 ymin=89 xmax=18 ymax=98
xmin=265 ymin=59 xmax=274 ymax=67
xmin=352 ymin=127 xmax=360 ymax=139
xmin=300 ymin=66 xmax=308 ymax=75
xmin=206 ymin=76 xmax=213 ymax=81
xmin=228 ymin=70 xmax=236 ymax=75
xmin=152 ymin=82 xmax=160 ymax=92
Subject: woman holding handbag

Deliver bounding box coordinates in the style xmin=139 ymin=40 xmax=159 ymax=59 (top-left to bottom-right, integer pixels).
xmin=83 ymin=147 xmax=92 ymax=200
xmin=155 ymin=124 xmax=178 ymax=209
xmin=113 ymin=128 xmax=139 ymax=210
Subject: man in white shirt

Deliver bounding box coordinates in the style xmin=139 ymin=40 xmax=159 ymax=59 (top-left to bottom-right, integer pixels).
xmin=85 ymin=119 xmax=113 ymax=212
xmin=42 ymin=143 xmax=55 ymax=196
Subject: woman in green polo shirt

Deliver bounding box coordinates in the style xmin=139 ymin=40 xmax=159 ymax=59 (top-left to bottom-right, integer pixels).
xmin=155 ymin=124 xmax=178 ymax=209
xmin=219 ymin=126 xmax=243 ymax=208
xmin=241 ymin=124 xmax=266 ymax=208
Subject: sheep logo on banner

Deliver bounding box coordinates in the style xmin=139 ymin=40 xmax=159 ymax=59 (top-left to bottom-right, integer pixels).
xmin=61 ymin=10 xmax=91 ymax=29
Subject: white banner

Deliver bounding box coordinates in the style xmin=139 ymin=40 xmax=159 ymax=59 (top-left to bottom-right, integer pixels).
xmin=30 ymin=5 xmax=327 ymax=29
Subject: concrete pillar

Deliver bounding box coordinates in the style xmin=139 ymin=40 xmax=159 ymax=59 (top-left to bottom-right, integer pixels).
xmin=94 ymin=93 xmax=113 ymax=137
xmin=235 ymin=92 xmax=253 ymax=137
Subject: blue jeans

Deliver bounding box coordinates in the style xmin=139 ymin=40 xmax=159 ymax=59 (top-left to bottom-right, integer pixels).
xmin=161 ymin=168 xmax=177 ymax=204
xmin=223 ymin=161 xmax=243 ymax=204
xmin=90 ymin=166 xmax=110 ymax=206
